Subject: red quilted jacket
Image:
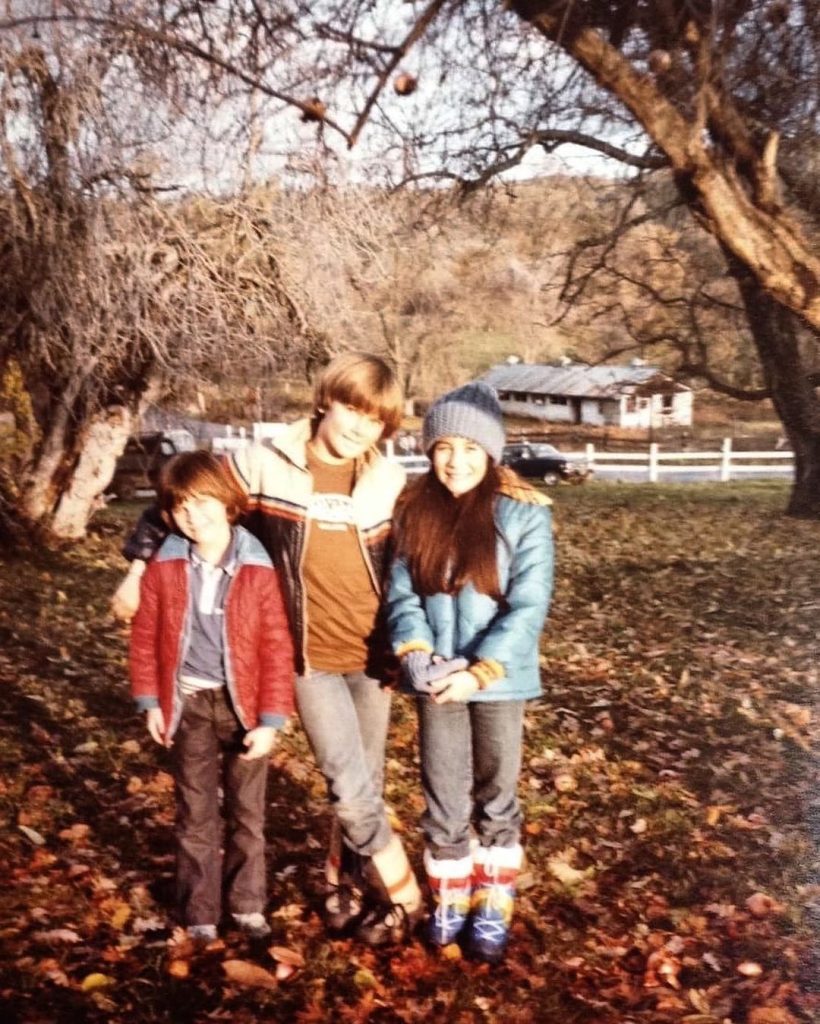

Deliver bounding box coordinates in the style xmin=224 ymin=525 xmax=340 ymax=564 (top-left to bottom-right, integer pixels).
xmin=129 ymin=527 xmax=294 ymax=740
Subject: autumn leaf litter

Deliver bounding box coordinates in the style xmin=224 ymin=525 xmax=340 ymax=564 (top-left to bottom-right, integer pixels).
xmin=0 ymin=483 xmax=817 ymax=1023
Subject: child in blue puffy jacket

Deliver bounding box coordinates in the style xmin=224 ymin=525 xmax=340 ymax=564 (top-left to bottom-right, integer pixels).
xmin=388 ymin=381 xmax=554 ymax=963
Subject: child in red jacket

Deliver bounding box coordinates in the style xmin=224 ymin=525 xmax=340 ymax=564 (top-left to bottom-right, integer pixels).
xmin=129 ymin=452 xmax=294 ymax=944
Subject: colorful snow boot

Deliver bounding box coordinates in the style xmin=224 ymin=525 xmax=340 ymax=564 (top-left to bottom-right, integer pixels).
xmin=424 ymin=849 xmax=473 ymax=947
xmin=467 ymin=844 xmax=522 ymax=963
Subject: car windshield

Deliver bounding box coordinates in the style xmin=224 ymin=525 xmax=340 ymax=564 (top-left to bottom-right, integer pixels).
xmin=506 ymin=443 xmax=561 ymax=456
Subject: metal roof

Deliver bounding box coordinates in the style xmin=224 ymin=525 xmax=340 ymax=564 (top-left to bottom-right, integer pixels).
xmin=481 ymin=363 xmax=686 ymax=398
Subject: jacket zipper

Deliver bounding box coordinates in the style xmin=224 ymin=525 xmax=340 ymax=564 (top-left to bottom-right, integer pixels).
xmin=170 ymin=560 xmax=191 ymax=739
xmin=221 ymin=573 xmax=247 ymax=728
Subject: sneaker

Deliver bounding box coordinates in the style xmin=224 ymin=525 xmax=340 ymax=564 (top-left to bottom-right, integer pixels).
xmin=232 ymin=912 xmax=271 ymax=940
xmin=186 ymin=923 xmax=218 ymax=946
xmin=355 ymin=902 xmax=422 ymax=947
xmin=324 ymin=885 xmax=365 ymax=934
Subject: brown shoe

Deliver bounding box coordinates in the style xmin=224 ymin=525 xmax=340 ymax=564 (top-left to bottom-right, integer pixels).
xmin=324 ymin=885 xmax=365 ymax=934
xmin=355 ymin=902 xmax=423 ymax=946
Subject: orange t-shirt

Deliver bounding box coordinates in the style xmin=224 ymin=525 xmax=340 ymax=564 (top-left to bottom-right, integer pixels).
xmin=303 ymin=448 xmax=380 ymax=673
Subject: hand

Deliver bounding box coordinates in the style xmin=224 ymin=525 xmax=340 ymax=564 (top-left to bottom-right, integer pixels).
xmin=241 ymin=726 xmax=278 ymax=761
xmin=432 ymin=670 xmax=479 ymax=705
xmin=146 ymin=707 xmax=169 ymax=746
xmin=111 ymin=564 xmax=145 ymax=621
xmin=401 ymin=651 xmax=469 ymax=694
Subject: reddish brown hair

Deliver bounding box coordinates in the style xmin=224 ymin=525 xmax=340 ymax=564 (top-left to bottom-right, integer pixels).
xmin=393 ymin=462 xmax=502 ymax=599
xmin=314 ymin=351 xmax=403 ymax=439
xmin=158 ymin=451 xmax=247 ymax=525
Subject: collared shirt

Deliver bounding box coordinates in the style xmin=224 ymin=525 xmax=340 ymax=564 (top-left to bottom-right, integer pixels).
xmin=179 ymin=532 xmax=237 ymax=692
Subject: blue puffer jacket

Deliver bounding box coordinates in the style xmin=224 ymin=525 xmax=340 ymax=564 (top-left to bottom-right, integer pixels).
xmin=387 ymin=482 xmax=553 ymax=702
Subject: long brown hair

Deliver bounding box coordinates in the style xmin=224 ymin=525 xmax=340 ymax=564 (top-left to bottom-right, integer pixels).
xmin=394 ymin=462 xmax=502 ymax=599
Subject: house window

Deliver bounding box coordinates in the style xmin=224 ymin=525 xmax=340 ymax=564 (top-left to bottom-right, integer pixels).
xmin=662 ymin=394 xmax=674 ymax=412
xmin=549 ymin=396 xmax=568 ymax=406
xmin=498 ymin=391 xmax=510 ymax=401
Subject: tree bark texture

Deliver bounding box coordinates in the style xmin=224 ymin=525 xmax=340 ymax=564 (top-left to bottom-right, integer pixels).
xmin=19 ymin=404 xmax=133 ymax=540
xmin=50 ymin=406 xmax=133 ymax=539
xmin=725 ymin=252 xmax=820 ymax=517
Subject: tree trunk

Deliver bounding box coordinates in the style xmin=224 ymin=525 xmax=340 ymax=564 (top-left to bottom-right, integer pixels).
xmin=18 ymin=403 xmax=133 ymax=540
xmin=726 ymin=250 xmax=820 ymax=517
xmin=50 ymin=406 xmax=133 ymax=539
xmin=18 ymin=401 xmax=75 ymax=525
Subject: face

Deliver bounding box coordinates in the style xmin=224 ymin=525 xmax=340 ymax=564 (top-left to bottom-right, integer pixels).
xmin=313 ymin=400 xmax=385 ymax=463
xmin=171 ymin=492 xmax=231 ymax=547
xmin=431 ymin=436 xmax=489 ymax=497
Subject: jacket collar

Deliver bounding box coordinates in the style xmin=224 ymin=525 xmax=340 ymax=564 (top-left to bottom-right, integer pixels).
xmin=157 ymin=525 xmax=270 ymax=568
xmin=270 ymin=416 xmax=382 ymax=477
xmin=497 ymin=466 xmax=553 ymax=507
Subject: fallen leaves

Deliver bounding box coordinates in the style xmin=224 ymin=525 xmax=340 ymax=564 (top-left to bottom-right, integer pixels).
xmin=747 ymin=1009 xmax=798 ymax=1024
xmin=738 ymin=961 xmax=764 ymax=977
xmin=31 ymin=928 xmax=82 ymax=944
xmin=222 ymin=959 xmax=278 ymax=989
xmin=59 ymin=823 xmax=91 ymax=845
xmin=553 ymin=771 xmax=578 ymax=793
xmin=547 ymin=848 xmax=594 ymax=888
xmin=166 ymin=958 xmax=190 ymax=979
xmin=745 ymin=892 xmax=783 ymax=918
xmin=1 ymin=486 xmax=817 ymax=1023
xmin=80 ymin=972 xmax=113 ymax=991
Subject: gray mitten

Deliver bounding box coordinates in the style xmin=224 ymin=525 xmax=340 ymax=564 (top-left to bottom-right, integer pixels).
xmin=402 ymin=651 xmax=469 ymax=694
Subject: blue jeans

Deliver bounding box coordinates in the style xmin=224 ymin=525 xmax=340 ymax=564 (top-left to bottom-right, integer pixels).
xmin=295 ymin=670 xmax=393 ymax=856
xmin=417 ymin=697 xmax=526 ymax=860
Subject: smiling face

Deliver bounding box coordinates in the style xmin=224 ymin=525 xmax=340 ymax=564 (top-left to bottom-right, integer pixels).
xmin=431 ymin=436 xmax=489 ymax=497
xmin=312 ymin=401 xmax=386 ymax=463
xmin=171 ymin=492 xmax=231 ymax=557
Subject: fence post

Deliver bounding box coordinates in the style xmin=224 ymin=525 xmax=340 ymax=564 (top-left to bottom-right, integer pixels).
xmin=585 ymin=442 xmax=595 ymax=469
xmin=720 ymin=437 xmax=732 ymax=482
xmin=648 ymin=442 xmax=659 ymax=483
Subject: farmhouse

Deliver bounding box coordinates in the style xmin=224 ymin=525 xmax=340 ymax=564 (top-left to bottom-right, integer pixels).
xmin=481 ymin=362 xmax=693 ymax=429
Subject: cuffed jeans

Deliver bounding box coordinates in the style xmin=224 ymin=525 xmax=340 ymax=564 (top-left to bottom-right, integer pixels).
xmin=173 ymin=688 xmax=268 ymax=926
xmin=295 ymin=670 xmax=393 ymax=857
xmin=417 ymin=697 xmax=526 ymax=860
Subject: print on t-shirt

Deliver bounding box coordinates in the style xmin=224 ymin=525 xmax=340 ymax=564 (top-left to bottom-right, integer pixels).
xmin=306 ymin=492 xmax=356 ymax=530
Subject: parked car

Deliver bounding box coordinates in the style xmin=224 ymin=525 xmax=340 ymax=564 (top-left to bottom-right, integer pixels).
xmin=500 ymin=441 xmax=589 ymax=486
xmin=107 ymin=432 xmax=181 ymax=500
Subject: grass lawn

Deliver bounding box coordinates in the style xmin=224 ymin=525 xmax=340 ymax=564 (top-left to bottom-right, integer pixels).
xmin=0 ymin=481 xmax=817 ymax=1023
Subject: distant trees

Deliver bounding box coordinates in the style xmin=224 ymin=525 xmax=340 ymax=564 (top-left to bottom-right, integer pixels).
xmin=552 ymin=175 xmax=769 ymax=397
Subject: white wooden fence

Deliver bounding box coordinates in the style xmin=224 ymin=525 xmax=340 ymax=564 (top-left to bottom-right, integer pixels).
xmin=571 ymin=438 xmax=793 ymax=483
xmin=207 ymin=432 xmax=793 ymax=485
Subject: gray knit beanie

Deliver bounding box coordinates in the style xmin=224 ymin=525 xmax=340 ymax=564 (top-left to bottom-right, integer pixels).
xmin=422 ymin=381 xmax=505 ymax=463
